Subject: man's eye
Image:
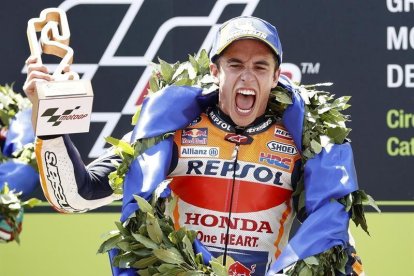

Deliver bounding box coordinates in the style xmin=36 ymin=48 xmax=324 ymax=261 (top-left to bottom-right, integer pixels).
xmin=229 ymin=64 xmax=241 ymax=68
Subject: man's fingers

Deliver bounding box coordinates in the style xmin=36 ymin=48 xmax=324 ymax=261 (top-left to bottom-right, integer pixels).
xmin=23 ymin=70 xmax=53 ymax=104
xmin=27 ymin=63 xmax=49 ymax=75
xmin=25 ymin=56 xmax=42 ymax=67
xmin=22 ymin=79 xmax=37 ymax=99
xmin=27 ymin=70 xmax=53 ymax=82
xmin=23 ymin=78 xmax=48 ymax=95
xmin=23 ymin=56 xmax=51 ymax=105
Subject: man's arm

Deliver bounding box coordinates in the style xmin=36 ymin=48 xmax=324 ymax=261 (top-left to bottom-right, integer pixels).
xmin=24 ymin=56 xmax=121 ymax=213
xmin=35 ymin=135 xmax=122 ymax=213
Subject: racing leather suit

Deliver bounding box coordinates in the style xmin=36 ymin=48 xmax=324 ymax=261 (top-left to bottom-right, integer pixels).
xmin=168 ymin=108 xmax=301 ymax=274
xmin=35 ymin=106 xmax=300 ymax=274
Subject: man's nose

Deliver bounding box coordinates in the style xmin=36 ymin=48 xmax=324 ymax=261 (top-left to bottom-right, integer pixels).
xmin=240 ymin=69 xmax=255 ymax=82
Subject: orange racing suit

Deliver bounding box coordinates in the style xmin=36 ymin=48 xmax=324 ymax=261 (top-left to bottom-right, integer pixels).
xmin=167 ymin=107 xmax=301 ymax=274
xmin=35 ymin=106 xmax=301 ymax=274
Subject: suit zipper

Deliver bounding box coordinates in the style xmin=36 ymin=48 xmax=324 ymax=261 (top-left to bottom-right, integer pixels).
xmin=222 ymin=143 xmax=240 ymax=266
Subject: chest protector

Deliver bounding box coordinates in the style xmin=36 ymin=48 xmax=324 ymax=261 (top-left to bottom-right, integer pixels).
xmin=168 ymin=109 xmax=301 ymax=274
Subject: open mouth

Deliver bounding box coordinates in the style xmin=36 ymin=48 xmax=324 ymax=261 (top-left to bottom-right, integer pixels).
xmin=235 ymin=89 xmax=256 ymax=114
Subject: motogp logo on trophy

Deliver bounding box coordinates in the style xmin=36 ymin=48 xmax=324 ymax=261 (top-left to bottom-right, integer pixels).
xmin=41 ymin=106 xmax=88 ymax=126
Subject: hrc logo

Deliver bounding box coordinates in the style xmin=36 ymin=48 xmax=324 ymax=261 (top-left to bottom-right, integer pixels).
xmin=259 ymin=152 xmax=291 ymax=170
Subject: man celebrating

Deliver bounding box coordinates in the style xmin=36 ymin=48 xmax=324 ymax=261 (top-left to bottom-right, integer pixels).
xmin=24 ymin=16 xmax=364 ymax=275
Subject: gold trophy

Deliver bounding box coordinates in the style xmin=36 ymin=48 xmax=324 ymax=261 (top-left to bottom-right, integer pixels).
xmin=27 ymin=8 xmax=93 ymax=136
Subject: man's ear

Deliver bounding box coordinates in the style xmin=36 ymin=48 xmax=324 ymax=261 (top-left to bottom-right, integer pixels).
xmin=210 ymin=63 xmax=218 ymax=77
xmin=210 ymin=63 xmax=219 ymax=84
xmin=272 ymin=68 xmax=281 ymax=89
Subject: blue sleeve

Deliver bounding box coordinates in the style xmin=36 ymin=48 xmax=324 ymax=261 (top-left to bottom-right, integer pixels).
xmin=61 ymin=135 xmax=120 ymax=200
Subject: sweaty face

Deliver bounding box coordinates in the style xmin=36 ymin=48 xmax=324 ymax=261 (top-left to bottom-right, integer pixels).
xmin=210 ymin=39 xmax=281 ymax=127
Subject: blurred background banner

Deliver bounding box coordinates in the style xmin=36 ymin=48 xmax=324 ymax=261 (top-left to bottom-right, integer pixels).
xmin=0 ymin=0 xmax=413 ymax=275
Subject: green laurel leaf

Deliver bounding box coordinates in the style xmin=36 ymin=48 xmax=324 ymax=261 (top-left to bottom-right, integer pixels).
xmin=131 ymin=233 xmax=159 ymax=250
xmin=105 ymin=137 xmax=134 ymax=156
xmin=210 ymin=259 xmax=228 ymax=276
xmin=146 ymin=213 xmax=163 ymax=244
xmin=97 ymin=232 xmax=122 ymax=254
xmin=134 ymin=195 xmax=154 ymax=214
xmin=159 ymin=58 xmax=174 ymax=83
xmin=153 ymin=248 xmax=185 ymax=265
xmin=131 ymin=255 xmax=159 ymax=269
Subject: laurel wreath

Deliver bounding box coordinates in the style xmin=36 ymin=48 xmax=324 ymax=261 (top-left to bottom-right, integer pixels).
xmin=0 ymin=84 xmax=37 ymax=168
xmin=0 ymin=84 xmax=40 ymax=243
xmin=101 ymin=50 xmax=379 ymax=275
xmin=0 ymin=183 xmax=41 ymax=243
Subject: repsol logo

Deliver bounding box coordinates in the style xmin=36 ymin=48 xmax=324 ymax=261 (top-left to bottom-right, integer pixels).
xmin=267 ymin=141 xmax=298 ymax=155
xmin=208 ymin=110 xmax=234 ymax=132
xmin=186 ymin=160 xmax=283 ymax=185
xmin=185 ymin=212 xmax=273 ymax=233
xmin=44 ymin=151 xmax=81 ymax=212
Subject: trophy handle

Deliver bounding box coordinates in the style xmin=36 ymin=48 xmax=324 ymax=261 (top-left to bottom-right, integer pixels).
xmin=27 ymin=8 xmax=79 ymax=81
